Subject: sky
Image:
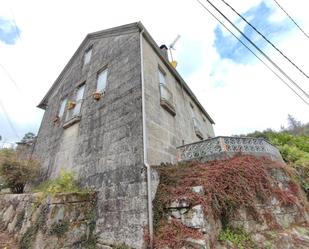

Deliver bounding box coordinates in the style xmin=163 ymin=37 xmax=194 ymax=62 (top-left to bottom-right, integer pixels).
xmin=0 ymin=0 xmax=308 ymax=146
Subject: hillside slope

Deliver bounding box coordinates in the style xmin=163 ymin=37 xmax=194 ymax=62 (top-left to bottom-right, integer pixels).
xmin=151 ymin=154 xmax=309 ymax=249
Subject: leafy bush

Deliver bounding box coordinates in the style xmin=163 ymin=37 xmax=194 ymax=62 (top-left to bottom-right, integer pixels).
xmin=113 ymin=243 xmax=132 ymax=249
xmin=244 ymin=129 xmax=309 ymax=195
xmin=219 ymin=227 xmax=254 ymax=249
xmin=34 ymin=170 xmax=81 ymax=196
xmin=0 ymin=148 xmax=40 ymax=193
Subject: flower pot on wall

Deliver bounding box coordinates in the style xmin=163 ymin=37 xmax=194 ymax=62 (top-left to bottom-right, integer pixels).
xmin=92 ymin=91 xmax=102 ymax=101
xmin=67 ymin=101 xmax=76 ymax=110
xmin=53 ymin=116 xmax=60 ymax=123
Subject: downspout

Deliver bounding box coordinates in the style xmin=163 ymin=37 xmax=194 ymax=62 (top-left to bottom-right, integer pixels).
xmin=140 ymin=29 xmax=154 ymax=247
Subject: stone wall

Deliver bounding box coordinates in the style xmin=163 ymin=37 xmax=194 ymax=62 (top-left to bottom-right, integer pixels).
xmin=153 ymin=157 xmax=309 ymax=249
xmin=142 ymin=36 xmax=215 ymax=165
xmin=0 ymin=193 xmax=97 ymax=249
xmin=33 ymin=27 xmax=148 ymax=248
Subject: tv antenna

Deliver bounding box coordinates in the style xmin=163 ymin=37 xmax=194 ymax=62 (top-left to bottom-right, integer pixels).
xmin=169 ymin=34 xmax=181 ymax=68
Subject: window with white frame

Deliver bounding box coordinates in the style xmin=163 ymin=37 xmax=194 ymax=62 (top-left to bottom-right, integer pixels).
xmin=158 ymin=67 xmax=175 ymax=115
xmin=96 ymin=68 xmax=108 ymax=93
xmin=66 ymin=84 xmax=85 ymax=121
xmin=158 ymin=68 xmax=166 ymax=85
xmin=73 ymin=84 xmax=85 ymax=116
xmin=58 ymin=98 xmax=67 ymax=119
xmin=83 ymin=47 xmax=92 ymax=66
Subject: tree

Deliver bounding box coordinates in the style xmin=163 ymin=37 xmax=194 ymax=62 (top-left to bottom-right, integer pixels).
xmin=0 ymin=148 xmax=40 ymax=193
xmin=287 ymin=114 xmax=303 ymax=135
xmin=20 ymin=132 xmax=36 ymax=144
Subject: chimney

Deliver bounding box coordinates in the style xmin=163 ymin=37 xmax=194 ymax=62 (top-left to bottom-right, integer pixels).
xmin=159 ymin=45 xmax=169 ymax=61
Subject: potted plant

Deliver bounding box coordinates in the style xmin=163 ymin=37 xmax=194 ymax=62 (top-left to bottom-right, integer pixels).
xmin=67 ymin=101 xmax=76 ymax=110
xmin=53 ymin=115 xmax=60 ymax=124
xmin=92 ymin=91 xmax=102 ymax=101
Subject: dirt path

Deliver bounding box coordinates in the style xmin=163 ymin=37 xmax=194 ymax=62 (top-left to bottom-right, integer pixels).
xmin=0 ymin=231 xmax=18 ymax=249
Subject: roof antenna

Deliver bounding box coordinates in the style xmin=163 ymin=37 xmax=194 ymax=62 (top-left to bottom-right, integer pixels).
xmin=169 ymin=34 xmax=181 ymax=68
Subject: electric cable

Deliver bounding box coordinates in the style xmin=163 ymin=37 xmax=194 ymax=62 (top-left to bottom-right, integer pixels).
xmin=0 ymin=99 xmax=20 ymax=139
xmin=200 ymin=0 xmax=309 ymax=100
xmin=195 ymin=0 xmax=309 ymax=106
xmin=0 ymin=63 xmax=21 ymax=93
xmin=272 ymin=0 xmax=309 ymax=40
xmin=220 ymin=0 xmax=309 ymax=79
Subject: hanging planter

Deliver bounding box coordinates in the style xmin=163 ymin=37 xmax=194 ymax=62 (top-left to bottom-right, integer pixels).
xmin=53 ymin=115 xmax=60 ymax=124
xmin=67 ymin=101 xmax=76 ymax=110
xmin=92 ymin=91 xmax=102 ymax=101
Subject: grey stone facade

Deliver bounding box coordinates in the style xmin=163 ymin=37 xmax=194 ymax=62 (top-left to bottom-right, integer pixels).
xmin=33 ymin=22 xmax=215 ymax=248
xmin=142 ymin=36 xmax=215 ymax=165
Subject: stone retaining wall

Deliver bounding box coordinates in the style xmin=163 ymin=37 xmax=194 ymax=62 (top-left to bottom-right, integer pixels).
xmin=0 ymin=192 xmax=97 ymax=249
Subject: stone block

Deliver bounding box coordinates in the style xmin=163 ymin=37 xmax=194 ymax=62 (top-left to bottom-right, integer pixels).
xmin=181 ymin=205 xmax=205 ymax=229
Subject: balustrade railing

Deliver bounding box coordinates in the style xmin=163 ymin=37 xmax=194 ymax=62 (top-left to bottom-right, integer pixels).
xmin=177 ymin=136 xmax=283 ymax=162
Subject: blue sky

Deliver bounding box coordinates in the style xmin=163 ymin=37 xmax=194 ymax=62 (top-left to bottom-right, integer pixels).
xmin=0 ymin=17 xmax=20 ymax=45
xmin=214 ymin=1 xmax=293 ymax=64
xmin=0 ymin=0 xmax=308 ymax=145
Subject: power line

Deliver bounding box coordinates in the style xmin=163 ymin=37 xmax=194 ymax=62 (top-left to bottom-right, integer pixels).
xmin=200 ymin=0 xmax=309 ymax=100
xmin=0 ymin=99 xmax=20 ymax=139
xmin=272 ymin=0 xmax=309 ymax=40
xmin=194 ymin=0 xmax=309 ymax=106
xmin=220 ymin=0 xmax=309 ymax=79
xmin=0 ymin=63 xmax=21 ymax=92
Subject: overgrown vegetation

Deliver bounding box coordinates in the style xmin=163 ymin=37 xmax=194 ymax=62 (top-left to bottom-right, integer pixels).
xmin=113 ymin=243 xmax=132 ymax=249
xmin=240 ymin=115 xmax=309 ymax=195
xmin=0 ymin=148 xmax=40 ymax=193
xmin=19 ymin=204 xmax=49 ymax=249
xmin=49 ymin=221 xmax=69 ymax=237
xmin=152 ymin=155 xmax=304 ymax=248
xmin=34 ymin=170 xmax=82 ymax=196
xmin=218 ymin=226 xmax=254 ymax=249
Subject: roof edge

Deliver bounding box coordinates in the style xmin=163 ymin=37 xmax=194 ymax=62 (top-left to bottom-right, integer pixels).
xmin=37 ymin=22 xmax=140 ymax=109
xmin=136 ymin=22 xmax=215 ymax=124
xmin=37 ymin=22 xmax=215 ymax=125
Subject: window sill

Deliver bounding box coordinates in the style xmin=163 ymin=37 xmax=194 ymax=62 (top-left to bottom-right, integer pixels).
xmin=160 ymin=98 xmax=176 ymax=116
xmin=63 ymin=116 xmax=81 ymax=129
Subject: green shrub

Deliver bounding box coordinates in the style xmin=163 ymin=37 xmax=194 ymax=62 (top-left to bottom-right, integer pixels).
xmin=49 ymin=221 xmax=69 ymax=237
xmin=244 ymin=129 xmax=309 ymax=196
xmin=219 ymin=227 xmax=254 ymax=249
xmin=113 ymin=243 xmax=132 ymax=249
xmin=0 ymin=148 xmax=40 ymax=193
xmin=34 ymin=170 xmax=81 ymax=196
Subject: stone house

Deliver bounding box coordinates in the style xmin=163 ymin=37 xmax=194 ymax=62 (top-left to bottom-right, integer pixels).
xmin=33 ymin=22 xmax=215 ymax=248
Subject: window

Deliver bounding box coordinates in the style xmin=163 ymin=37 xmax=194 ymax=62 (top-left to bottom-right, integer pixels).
xmin=66 ymin=84 xmax=85 ymax=121
xmin=83 ymin=47 xmax=92 ymax=65
xmin=158 ymin=68 xmax=175 ymax=116
xmin=96 ymin=69 xmax=108 ymax=93
xmin=73 ymin=84 xmax=85 ymax=116
xmin=192 ymin=117 xmax=203 ymax=140
xmin=158 ymin=69 xmax=166 ymax=85
xmin=58 ymin=98 xmax=67 ymax=118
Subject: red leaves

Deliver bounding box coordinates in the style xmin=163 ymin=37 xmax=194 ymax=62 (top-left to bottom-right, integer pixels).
xmin=154 ymin=220 xmax=203 ymax=249
xmin=153 ymin=155 xmax=303 ymax=248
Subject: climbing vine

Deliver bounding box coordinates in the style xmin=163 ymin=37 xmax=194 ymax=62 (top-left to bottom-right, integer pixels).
xmin=152 ymin=154 xmax=305 ymax=248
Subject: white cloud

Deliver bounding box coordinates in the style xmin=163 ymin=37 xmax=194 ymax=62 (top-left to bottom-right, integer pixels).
xmin=0 ymin=0 xmax=308 ymax=144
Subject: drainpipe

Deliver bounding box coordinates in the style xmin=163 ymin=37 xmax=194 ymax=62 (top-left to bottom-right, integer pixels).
xmin=140 ymin=29 xmax=154 ymax=247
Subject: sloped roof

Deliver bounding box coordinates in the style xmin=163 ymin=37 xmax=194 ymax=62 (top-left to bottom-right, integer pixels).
xmin=38 ymin=22 xmax=214 ymax=124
